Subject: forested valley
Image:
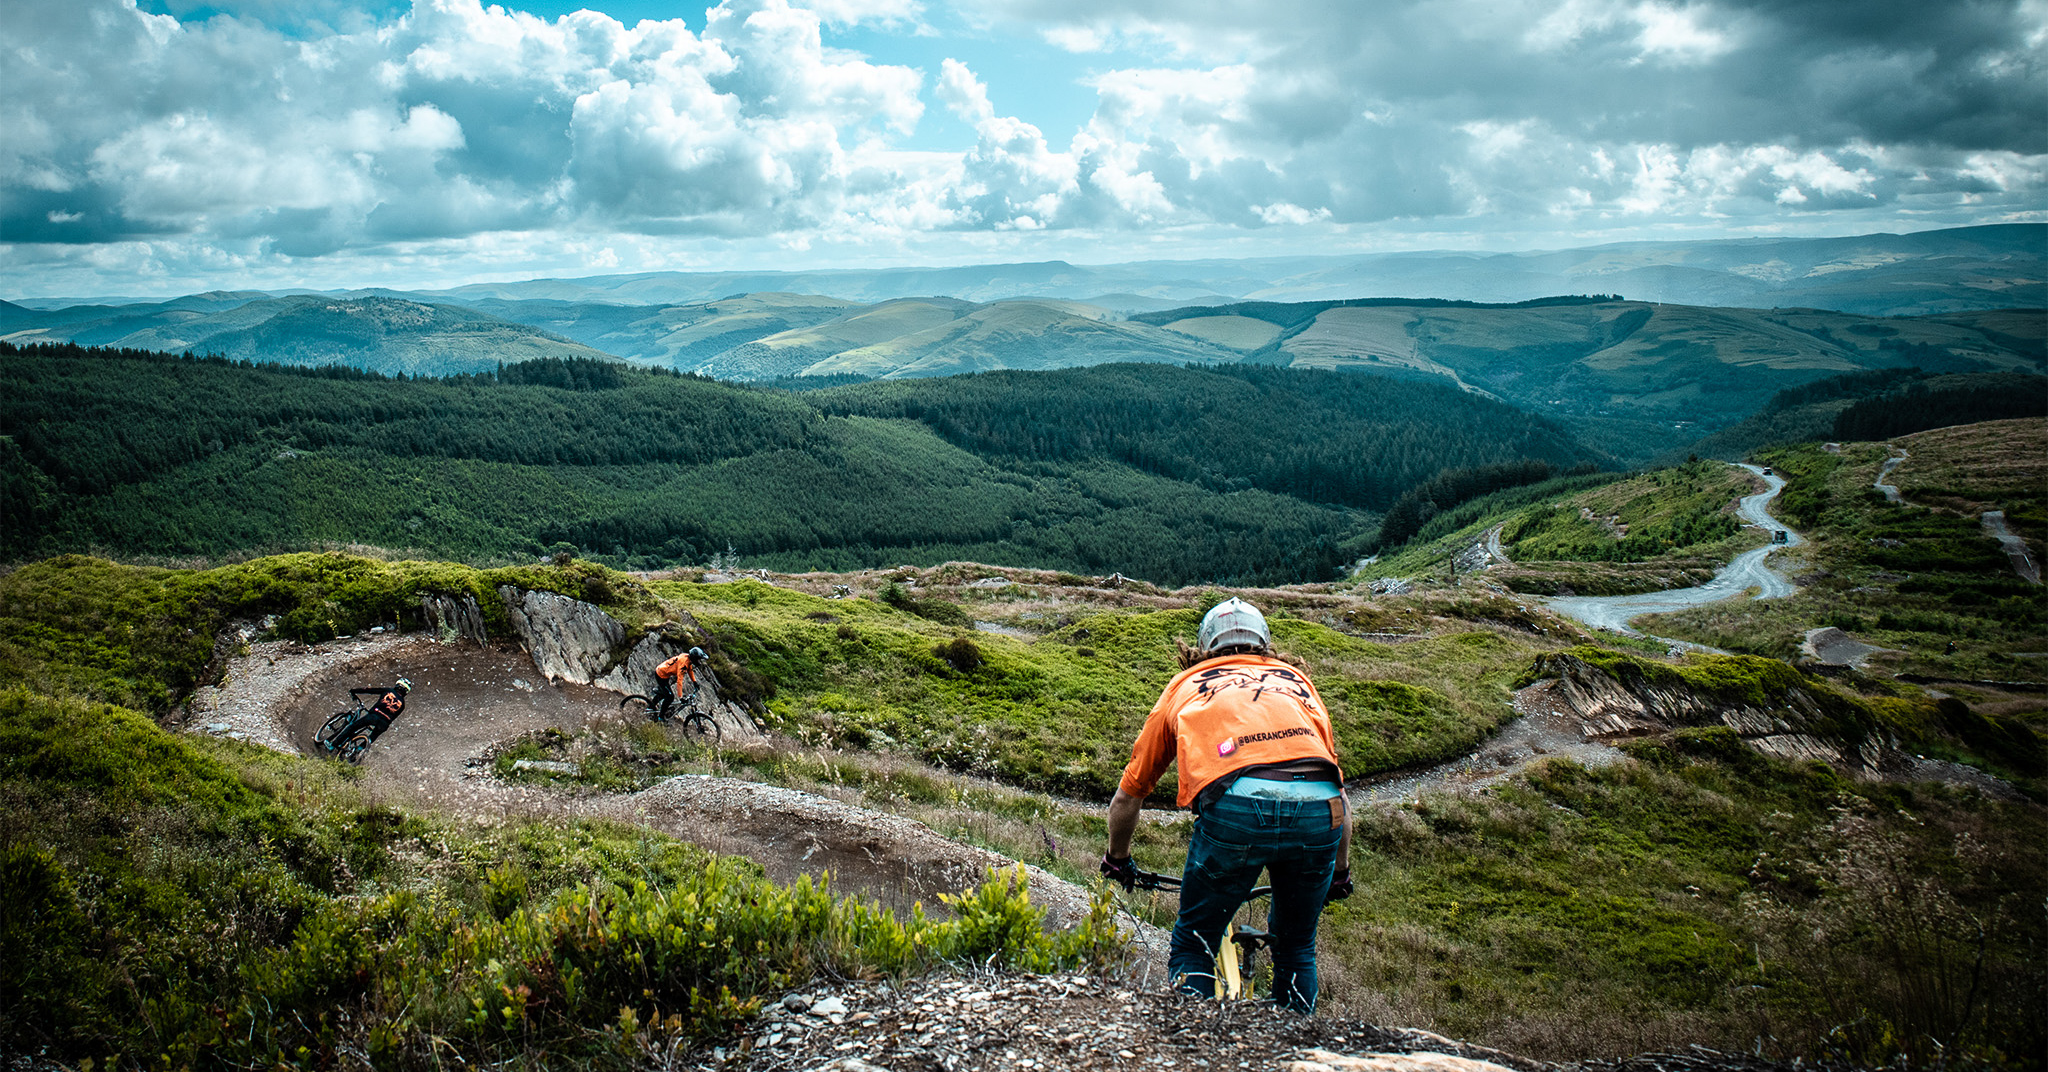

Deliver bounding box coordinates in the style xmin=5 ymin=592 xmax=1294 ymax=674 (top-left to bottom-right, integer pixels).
xmin=0 ymin=343 xmax=1600 ymax=585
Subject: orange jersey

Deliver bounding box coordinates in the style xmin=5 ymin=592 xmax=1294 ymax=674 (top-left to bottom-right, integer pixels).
xmin=655 ymin=653 xmax=697 ymax=684
xmin=1119 ymin=654 xmax=1342 ymax=808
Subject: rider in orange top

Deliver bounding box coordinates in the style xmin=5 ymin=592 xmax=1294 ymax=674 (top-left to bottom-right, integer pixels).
xmin=1101 ymin=599 xmax=1352 ymax=1013
xmin=652 ymin=646 xmax=707 ymax=711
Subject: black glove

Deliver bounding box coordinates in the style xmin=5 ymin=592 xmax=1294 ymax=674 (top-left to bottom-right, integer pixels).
xmin=1326 ymin=868 xmax=1353 ymax=902
xmin=1100 ymin=853 xmax=1137 ymax=891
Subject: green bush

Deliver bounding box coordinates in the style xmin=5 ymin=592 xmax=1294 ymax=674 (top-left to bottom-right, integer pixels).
xmin=0 ymin=689 xmax=1127 ymax=1067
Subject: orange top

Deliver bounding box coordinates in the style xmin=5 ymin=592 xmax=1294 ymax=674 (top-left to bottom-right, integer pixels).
xmin=1119 ymin=653 xmax=1343 ymax=807
xmin=655 ymin=653 xmax=697 ymax=683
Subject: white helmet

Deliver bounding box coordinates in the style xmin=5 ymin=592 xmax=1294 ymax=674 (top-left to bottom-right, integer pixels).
xmin=1198 ymin=598 xmax=1269 ymax=654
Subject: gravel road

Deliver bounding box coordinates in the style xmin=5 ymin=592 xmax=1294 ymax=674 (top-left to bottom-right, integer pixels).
xmin=1543 ymin=464 xmax=1797 ymax=637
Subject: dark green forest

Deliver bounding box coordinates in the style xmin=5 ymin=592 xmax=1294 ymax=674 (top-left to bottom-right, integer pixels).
xmin=0 ymin=344 xmax=1601 ymax=585
xmin=1674 ymin=368 xmax=2048 ymax=462
xmin=1832 ymin=371 xmax=2048 ymax=441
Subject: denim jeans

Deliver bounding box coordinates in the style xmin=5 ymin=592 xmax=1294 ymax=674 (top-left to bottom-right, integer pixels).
xmin=1169 ymin=790 xmax=1343 ymax=1013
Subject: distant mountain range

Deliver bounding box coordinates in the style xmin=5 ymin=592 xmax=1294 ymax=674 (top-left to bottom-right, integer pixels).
xmin=0 ymin=294 xmax=614 ymax=376
xmin=12 ymin=224 xmax=2042 ymax=315
xmin=3 ymin=224 xmax=2040 ymax=463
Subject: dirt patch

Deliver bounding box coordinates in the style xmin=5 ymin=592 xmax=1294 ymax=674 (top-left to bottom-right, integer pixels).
xmin=1352 ymin=680 xmax=1626 ymax=805
xmin=185 ymin=629 xmax=1159 ymax=947
xmin=701 ymin=972 xmax=1550 ymax=1072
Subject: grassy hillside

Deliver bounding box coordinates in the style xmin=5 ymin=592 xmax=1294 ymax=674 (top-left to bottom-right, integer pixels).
xmin=1356 ymin=460 xmax=1766 ymax=597
xmin=1640 ymin=419 xmax=2048 ymax=687
xmin=6 ymin=295 xmax=618 ymax=376
xmin=2 ymin=345 xmax=1609 ymax=586
xmin=467 ymin=292 xmax=858 ymax=369
xmin=1130 ymin=297 xmax=2044 ymax=461
xmin=1 ymin=548 xmax=2041 ymax=1067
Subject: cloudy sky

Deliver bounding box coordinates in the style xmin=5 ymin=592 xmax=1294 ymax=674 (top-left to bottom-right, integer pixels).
xmin=4 ymin=0 xmax=2043 ymax=297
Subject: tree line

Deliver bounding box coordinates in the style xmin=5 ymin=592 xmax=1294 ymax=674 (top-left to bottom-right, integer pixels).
xmin=3 ymin=343 xmax=1607 ymax=585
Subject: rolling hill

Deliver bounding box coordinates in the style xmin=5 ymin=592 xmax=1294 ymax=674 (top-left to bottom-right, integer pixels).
xmin=399 ymin=223 xmax=2045 ymax=315
xmin=1131 ymin=297 xmax=2045 ymax=458
xmin=2 ymin=295 xmax=614 ymax=376
xmin=0 ymin=345 xmax=1600 ymax=585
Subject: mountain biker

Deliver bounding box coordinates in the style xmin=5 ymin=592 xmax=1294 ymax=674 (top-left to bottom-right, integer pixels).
xmin=346 ymin=677 xmax=412 ymax=742
xmin=651 ymin=647 xmax=708 ymax=713
xmin=1100 ymin=598 xmax=1353 ymax=1014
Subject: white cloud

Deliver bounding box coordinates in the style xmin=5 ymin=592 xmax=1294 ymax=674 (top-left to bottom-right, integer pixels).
xmin=1 ymin=0 xmax=2042 ymax=294
xmin=936 ymin=57 xmax=995 ymax=122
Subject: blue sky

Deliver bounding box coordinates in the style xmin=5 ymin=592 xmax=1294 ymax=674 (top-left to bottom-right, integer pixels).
xmin=4 ymin=0 xmax=2043 ymax=297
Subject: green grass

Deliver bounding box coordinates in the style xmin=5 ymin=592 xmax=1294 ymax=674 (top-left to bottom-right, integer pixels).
xmin=1331 ymin=734 xmax=2047 ymax=1065
xmin=0 ymin=689 xmax=1126 ymax=1068
xmin=1639 ymin=437 xmax=2047 ymax=688
xmin=654 ymin=577 xmax=1552 ymax=799
xmin=1500 ymin=459 xmax=1754 ymax=564
xmin=1353 ymin=462 xmax=1759 ymax=596
xmin=3 ymin=534 xmax=2044 ymax=1067
xmin=0 ymin=552 xmax=654 ymax=711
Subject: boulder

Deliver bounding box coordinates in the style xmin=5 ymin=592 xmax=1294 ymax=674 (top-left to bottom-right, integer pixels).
xmin=1530 ymin=651 xmax=1893 ymax=776
xmin=497 ymin=586 xmax=626 ymax=686
xmin=420 ymin=591 xmax=487 ymax=644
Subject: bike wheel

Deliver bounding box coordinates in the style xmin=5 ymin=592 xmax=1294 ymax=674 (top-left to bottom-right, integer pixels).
xmin=337 ymin=730 xmax=374 ymax=765
xmin=680 ymin=713 xmax=721 ymax=748
xmin=315 ymin=709 xmax=354 ymax=748
xmin=620 ymin=694 xmax=663 ymax=721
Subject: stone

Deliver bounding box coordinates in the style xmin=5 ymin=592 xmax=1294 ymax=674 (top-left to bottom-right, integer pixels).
xmin=497 ymin=587 xmax=625 ymax=686
xmin=511 ymin=759 xmax=578 ymax=775
xmin=811 ymin=996 xmax=849 ymax=1016
xmin=782 ymin=993 xmax=812 ymax=1013
xmin=420 ymin=591 xmax=487 ymax=644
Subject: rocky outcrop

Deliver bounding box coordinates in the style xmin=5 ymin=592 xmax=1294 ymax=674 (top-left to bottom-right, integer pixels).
xmin=420 ymin=591 xmax=487 ymax=644
xmin=1529 ymin=651 xmax=1893 ymax=776
xmin=497 ymin=586 xmax=627 ymax=686
xmin=594 ymin=631 xmax=671 ymax=695
xmin=496 ymin=589 xmax=760 ymax=737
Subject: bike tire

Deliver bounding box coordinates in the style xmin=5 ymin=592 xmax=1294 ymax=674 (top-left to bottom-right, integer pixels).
xmin=679 ymin=712 xmax=721 ymax=748
xmin=620 ymin=694 xmax=665 ymax=721
xmin=337 ymin=730 xmax=374 ymax=765
xmin=315 ymin=709 xmax=354 ymax=748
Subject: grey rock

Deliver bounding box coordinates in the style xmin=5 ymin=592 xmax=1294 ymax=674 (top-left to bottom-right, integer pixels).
xmin=511 ymin=759 xmax=579 ymax=775
xmin=420 ymin=591 xmax=487 ymax=644
xmin=497 ymin=587 xmax=625 ymax=686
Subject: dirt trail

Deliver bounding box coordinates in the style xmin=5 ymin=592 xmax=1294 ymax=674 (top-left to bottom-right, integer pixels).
xmin=1542 ymin=463 xmax=1796 ymax=641
xmin=188 ymin=631 xmax=1146 ymax=945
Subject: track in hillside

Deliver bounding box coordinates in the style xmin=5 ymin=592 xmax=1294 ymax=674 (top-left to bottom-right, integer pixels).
xmin=196 ymin=633 xmax=1138 ymax=939
xmin=1543 ymin=463 xmax=1799 ymax=641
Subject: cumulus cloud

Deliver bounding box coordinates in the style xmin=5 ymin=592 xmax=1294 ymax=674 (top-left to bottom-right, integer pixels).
xmin=0 ymin=0 xmax=2041 ymax=293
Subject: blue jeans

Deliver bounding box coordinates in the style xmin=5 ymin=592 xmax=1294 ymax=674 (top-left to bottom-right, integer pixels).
xmin=1169 ymin=791 xmax=1343 ymax=1013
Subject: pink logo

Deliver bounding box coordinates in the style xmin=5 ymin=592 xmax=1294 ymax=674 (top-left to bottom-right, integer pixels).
xmin=1217 ymin=737 xmax=1237 ymax=757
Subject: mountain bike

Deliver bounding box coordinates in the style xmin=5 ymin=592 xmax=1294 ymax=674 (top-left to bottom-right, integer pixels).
xmin=314 ymin=702 xmax=380 ymax=764
xmin=1129 ymin=866 xmax=1273 ymax=1000
xmin=619 ymin=687 xmax=721 ymax=747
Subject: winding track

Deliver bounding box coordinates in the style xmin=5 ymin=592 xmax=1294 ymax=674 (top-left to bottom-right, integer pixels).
xmin=1543 ymin=463 xmax=1799 ymax=638
xmin=192 ymin=635 xmax=1129 ymax=938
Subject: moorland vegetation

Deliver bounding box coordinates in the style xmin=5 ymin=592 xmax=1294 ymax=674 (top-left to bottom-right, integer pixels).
xmin=2 ymin=315 xmax=2045 ymax=1069
xmin=2 ymin=531 xmax=2043 ymax=1067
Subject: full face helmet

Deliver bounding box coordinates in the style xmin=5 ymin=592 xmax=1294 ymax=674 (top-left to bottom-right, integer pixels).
xmin=393 ymin=677 xmax=413 ymax=695
xmin=689 ymin=647 xmax=707 ymax=660
xmin=1197 ymin=598 xmax=1270 ymax=654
